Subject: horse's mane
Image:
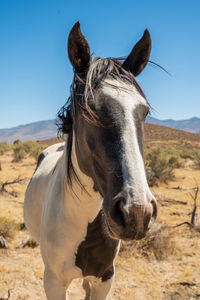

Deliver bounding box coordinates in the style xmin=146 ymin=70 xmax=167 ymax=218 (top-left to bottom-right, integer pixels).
xmin=56 ymin=57 xmax=146 ymax=187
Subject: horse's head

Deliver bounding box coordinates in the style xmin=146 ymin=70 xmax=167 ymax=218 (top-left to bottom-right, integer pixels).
xmin=66 ymin=22 xmax=157 ymax=241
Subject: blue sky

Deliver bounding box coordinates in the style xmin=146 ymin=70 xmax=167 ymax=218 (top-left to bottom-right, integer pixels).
xmin=1 ymin=0 xmax=200 ymax=129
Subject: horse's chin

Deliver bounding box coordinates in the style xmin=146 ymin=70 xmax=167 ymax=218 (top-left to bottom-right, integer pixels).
xmin=103 ymin=213 xmax=148 ymax=241
xmin=105 ymin=221 xmax=121 ymax=241
xmin=106 ymin=224 xmax=146 ymax=241
xmin=103 ymin=214 xmax=128 ymax=241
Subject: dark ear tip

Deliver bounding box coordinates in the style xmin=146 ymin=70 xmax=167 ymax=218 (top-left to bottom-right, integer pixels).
xmin=122 ymin=28 xmax=152 ymax=76
xmin=143 ymin=29 xmax=151 ymax=49
xmin=144 ymin=29 xmax=151 ymax=39
xmin=70 ymin=21 xmax=81 ymax=34
xmin=74 ymin=21 xmax=80 ymax=29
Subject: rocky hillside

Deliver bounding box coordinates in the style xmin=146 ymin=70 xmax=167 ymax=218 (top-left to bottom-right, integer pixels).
xmin=146 ymin=116 xmax=200 ymax=134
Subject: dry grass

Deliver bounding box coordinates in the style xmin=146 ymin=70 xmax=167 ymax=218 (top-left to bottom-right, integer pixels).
xmin=120 ymin=224 xmax=179 ymax=261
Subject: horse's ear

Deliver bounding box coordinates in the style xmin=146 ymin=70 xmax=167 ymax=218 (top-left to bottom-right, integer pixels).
xmin=68 ymin=22 xmax=91 ymax=73
xmin=122 ymin=29 xmax=151 ymax=76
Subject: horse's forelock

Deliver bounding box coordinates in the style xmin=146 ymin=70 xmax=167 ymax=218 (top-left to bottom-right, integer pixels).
xmin=57 ymin=57 xmax=146 ymax=135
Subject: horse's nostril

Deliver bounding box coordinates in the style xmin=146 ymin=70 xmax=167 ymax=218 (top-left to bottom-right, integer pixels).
xmin=148 ymin=198 xmax=157 ymax=229
xmin=111 ymin=197 xmax=126 ymax=227
xmin=151 ymin=198 xmax=157 ymax=220
xmin=144 ymin=213 xmax=151 ymax=231
xmin=110 ymin=193 xmax=157 ymax=239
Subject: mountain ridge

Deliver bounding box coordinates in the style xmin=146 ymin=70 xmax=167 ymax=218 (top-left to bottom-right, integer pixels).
xmin=0 ymin=120 xmax=58 ymax=143
xmin=0 ymin=117 xmax=199 ymax=143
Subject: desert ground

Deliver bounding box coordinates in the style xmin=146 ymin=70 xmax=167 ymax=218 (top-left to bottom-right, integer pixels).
xmin=1 ymin=126 xmax=200 ymax=299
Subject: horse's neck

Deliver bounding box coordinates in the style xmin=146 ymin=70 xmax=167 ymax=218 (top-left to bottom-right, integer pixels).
xmin=62 ymin=133 xmax=102 ymax=224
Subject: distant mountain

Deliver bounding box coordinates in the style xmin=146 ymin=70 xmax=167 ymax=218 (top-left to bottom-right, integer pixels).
xmin=0 ymin=120 xmax=57 ymax=143
xmin=0 ymin=116 xmax=199 ymax=143
xmin=146 ymin=116 xmax=200 ymax=134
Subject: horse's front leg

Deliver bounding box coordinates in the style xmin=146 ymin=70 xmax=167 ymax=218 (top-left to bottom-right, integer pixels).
xmin=44 ymin=268 xmax=70 ymax=300
xmin=88 ymin=274 xmax=114 ymax=300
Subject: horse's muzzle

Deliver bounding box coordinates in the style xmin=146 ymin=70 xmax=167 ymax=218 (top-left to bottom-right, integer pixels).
xmin=107 ymin=192 xmax=157 ymax=241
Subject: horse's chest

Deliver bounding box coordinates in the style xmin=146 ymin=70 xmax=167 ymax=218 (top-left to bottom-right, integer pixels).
xmin=75 ymin=210 xmax=119 ymax=281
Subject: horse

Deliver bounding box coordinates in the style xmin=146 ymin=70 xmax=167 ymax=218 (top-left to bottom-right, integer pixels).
xmin=24 ymin=21 xmax=157 ymax=300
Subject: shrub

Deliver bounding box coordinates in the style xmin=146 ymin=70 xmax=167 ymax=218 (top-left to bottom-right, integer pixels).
xmin=12 ymin=140 xmax=43 ymax=162
xmin=0 ymin=142 xmax=10 ymax=155
xmin=180 ymin=147 xmax=196 ymax=160
xmin=24 ymin=238 xmax=38 ymax=248
xmin=12 ymin=143 xmax=26 ymax=162
xmin=0 ymin=217 xmax=17 ymax=238
xmin=18 ymin=222 xmax=26 ymax=230
xmin=144 ymin=147 xmax=178 ymax=186
xmin=23 ymin=140 xmax=43 ymax=160
xmin=193 ymin=151 xmax=200 ymax=169
xmin=120 ymin=224 xmax=178 ymax=261
xmin=178 ymin=147 xmax=200 ymax=169
xmin=13 ymin=139 xmax=22 ymax=145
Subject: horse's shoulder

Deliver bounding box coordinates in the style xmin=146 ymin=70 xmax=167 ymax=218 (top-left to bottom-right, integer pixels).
xmin=35 ymin=142 xmax=65 ymax=172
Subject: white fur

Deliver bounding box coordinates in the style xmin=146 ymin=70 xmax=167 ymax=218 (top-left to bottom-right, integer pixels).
xmin=86 ymin=276 xmax=114 ymax=300
xmin=102 ymin=79 xmax=152 ymax=205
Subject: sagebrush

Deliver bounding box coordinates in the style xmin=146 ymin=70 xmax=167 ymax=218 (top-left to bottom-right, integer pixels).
xmin=12 ymin=140 xmax=43 ymax=162
xmin=0 ymin=142 xmax=10 ymax=155
xmin=144 ymin=147 xmax=179 ymax=186
xmin=0 ymin=217 xmax=18 ymax=238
